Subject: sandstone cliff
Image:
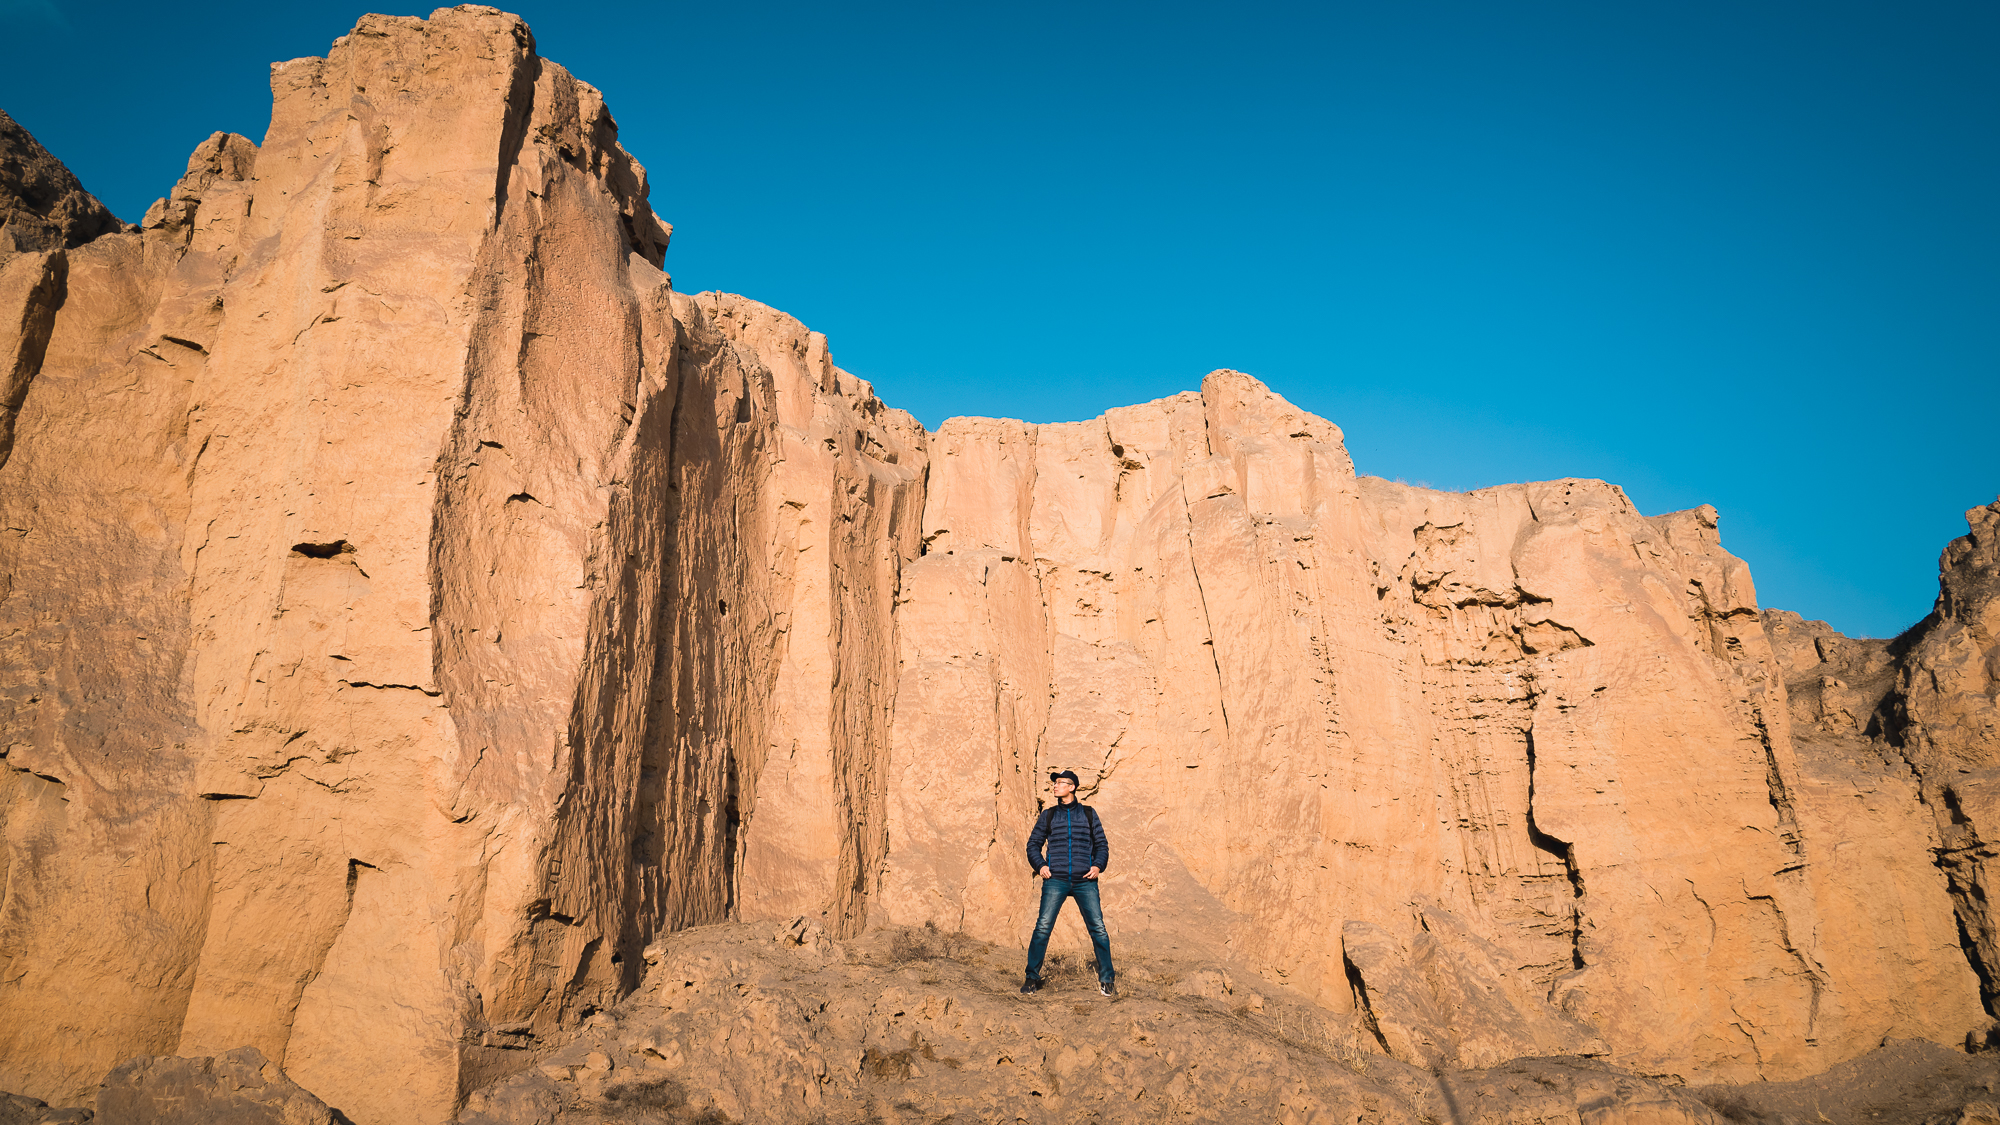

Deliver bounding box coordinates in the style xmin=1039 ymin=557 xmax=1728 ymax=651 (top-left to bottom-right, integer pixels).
xmin=884 ymin=391 xmax=1983 ymax=1085
xmin=0 ymin=8 xmax=1995 ymax=1124
xmin=1884 ymin=500 xmax=2000 ymax=1009
xmin=0 ymin=10 xmax=924 ymax=1117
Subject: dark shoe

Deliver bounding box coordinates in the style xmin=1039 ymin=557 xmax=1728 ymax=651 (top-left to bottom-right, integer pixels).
xmin=1100 ymin=979 xmax=1116 ymax=997
xmin=1020 ymin=978 xmax=1042 ymax=994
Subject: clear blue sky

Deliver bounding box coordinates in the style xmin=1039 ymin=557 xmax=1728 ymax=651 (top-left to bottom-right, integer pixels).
xmin=4 ymin=1 xmax=1994 ymax=638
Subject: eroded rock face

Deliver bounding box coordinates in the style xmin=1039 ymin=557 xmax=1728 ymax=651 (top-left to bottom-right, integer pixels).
xmin=0 ymin=6 xmax=1993 ymax=1123
xmin=0 ymin=8 xmax=923 ymax=1120
xmin=1885 ymin=499 xmax=2000 ymax=1009
xmin=0 ymin=113 xmax=259 ymax=1107
xmin=881 ymin=387 xmax=1985 ymax=1083
xmin=0 ymin=109 xmax=126 ymax=257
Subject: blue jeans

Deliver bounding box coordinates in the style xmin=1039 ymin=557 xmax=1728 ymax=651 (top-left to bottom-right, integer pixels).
xmin=1025 ymin=877 xmax=1114 ymax=985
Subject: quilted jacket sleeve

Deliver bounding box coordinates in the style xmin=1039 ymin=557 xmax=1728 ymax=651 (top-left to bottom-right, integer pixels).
xmin=1090 ymin=806 xmax=1109 ymax=872
xmin=1025 ymin=808 xmax=1052 ymax=871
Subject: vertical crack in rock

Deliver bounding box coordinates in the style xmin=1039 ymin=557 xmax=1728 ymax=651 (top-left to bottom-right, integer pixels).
xmin=828 ymin=484 xmax=885 ymax=938
xmin=1954 ymin=898 xmax=2000 ymax=1014
xmin=1754 ymin=712 xmax=1806 ymax=860
xmin=1748 ymin=701 xmax=1831 ymax=1040
xmin=303 ymin=857 xmax=371 ymax=992
xmin=1747 ymin=892 xmax=1827 ymax=1043
xmin=637 ymin=301 xmax=747 ymax=945
xmin=1343 ymin=948 xmax=1393 ymax=1055
xmin=1883 ymin=694 xmax=2000 ymax=1015
xmin=1522 ymin=723 xmax=1585 ymax=974
xmin=667 ymin=295 xmax=928 ymax=941
xmin=1176 ymin=481 xmax=1231 ymax=738
xmin=489 ymin=23 xmax=539 ymax=225
xmin=1921 ymin=773 xmax=2000 ymax=1015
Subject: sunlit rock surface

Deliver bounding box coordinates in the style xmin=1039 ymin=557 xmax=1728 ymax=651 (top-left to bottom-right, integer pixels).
xmin=0 ymin=7 xmax=1995 ymax=1123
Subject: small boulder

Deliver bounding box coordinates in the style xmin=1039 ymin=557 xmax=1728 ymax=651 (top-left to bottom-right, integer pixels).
xmin=0 ymin=1091 xmax=92 ymax=1125
xmin=95 ymin=1047 xmax=335 ymax=1125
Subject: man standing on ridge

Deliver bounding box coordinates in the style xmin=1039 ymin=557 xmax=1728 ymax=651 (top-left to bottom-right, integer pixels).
xmin=1021 ymin=769 xmax=1115 ymax=996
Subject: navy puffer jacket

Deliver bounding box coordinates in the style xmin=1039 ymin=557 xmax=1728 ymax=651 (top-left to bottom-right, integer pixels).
xmin=1026 ymin=802 xmax=1109 ymax=880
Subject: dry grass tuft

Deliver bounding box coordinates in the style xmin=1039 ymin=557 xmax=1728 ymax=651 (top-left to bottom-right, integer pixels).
xmin=1692 ymin=1091 xmax=1778 ymax=1124
xmin=595 ymin=1076 xmax=739 ymax=1123
xmin=887 ymin=920 xmax=983 ymax=965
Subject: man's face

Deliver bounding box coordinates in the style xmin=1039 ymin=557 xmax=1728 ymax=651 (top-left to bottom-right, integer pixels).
xmin=1053 ymin=777 xmax=1076 ymax=801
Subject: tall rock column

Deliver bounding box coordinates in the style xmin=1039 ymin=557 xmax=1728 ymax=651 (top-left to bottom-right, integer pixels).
xmin=0 ymin=126 xmax=258 ymax=1102
xmin=160 ymin=12 xmax=684 ymax=1123
xmin=0 ymin=9 xmax=693 ymax=1120
xmin=0 ymin=13 xmax=930 ymax=1114
xmin=680 ymin=294 xmax=928 ymax=938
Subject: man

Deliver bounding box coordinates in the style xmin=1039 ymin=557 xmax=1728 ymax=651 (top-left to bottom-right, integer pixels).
xmin=1021 ymin=769 xmax=1115 ymax=996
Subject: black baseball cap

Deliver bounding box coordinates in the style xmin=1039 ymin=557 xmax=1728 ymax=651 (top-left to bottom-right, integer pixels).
xmin=1049 ymin=770 xmax=1080 ymax=785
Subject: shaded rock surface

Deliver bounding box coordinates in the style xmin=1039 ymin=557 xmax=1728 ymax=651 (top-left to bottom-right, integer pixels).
xmin=0 ymin=1093 xmax=89 ymax=1125
xmin=96 ymin=1047 xmax=333 ymax=1125
xmin=1760 ymin=498 xmax=2000 ymax=1022
xmin=0 ymin=7 xmax=1997 ymax=1125
xmin=1886 ymin=499 xmax=2000 ymax=1013
xmin=0 ymin=109 xmax=125 ymax=257
xmin=1689 ymin=1039 xmax=2000 ymax=1125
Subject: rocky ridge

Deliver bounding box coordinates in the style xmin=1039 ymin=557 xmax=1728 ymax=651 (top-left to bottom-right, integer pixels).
xmin=0 ymin=109 xmax=125 ymax=258
xmin=0 ymin=7 xmax=1997 ymax=1125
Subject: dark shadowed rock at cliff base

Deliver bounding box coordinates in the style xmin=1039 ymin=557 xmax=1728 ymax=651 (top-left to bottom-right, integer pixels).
xmin=1 ymin=7 xmax=1998 ymax=1125
xmin=96 ymin=1048 xmax=334 ymax=1125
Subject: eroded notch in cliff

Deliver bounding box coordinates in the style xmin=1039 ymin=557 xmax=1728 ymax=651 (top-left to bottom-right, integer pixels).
xmin=1952 ymin=894 xmax=2000 ymax=1016
xmin=1752 ymin=715 xmax=1806 ymax=861
xmin=345 ymin=857 xmax=376 ymax=897
xmin=1933 ymin=784 xmax=2000 ymax=1015
xmin=1176 ymin=484 xmax=1232 ymax=738
xmin=1344 ymin=950 xmax=1392 ymax=1054
xmin=1523 ymin=726 xmax=1585 ymax=973
xmin=490 ymin=26 xmax=542 ymax=223
xmin=721 ymin=754 xmax=741 ymax=919
xmin=0 ymin=247 xmax=68 ymax=473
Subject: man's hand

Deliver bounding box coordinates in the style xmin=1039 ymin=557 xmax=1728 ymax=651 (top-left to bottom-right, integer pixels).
xmin=1085 ymin=866 xmax=1100 ymax=880
xmin=1039 ymin=866 xmax=1052 ymax=879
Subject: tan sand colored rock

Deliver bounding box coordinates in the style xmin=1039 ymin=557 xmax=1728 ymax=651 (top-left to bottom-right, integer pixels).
xmin=0 ymin=132 xmax=257 ymax=1103
xmin=0 ymin=248 xmax=65 ymax=469
xmin=457 ymin=920 xmax=1729 ymax=1125
xmin=0 ymin=8 xmax=1991 ymax=1119
xmin=881 ymin=374 xmax=1986 ymax=1083
xmin=1885 ymin=498 xmax=2000 ymax=1010
xmin=1 ymin=12 xmax=925 ymax=1114
xmin=681 ymin=293 xmax=928 ymax=938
